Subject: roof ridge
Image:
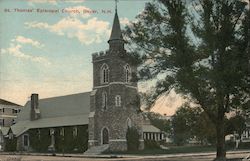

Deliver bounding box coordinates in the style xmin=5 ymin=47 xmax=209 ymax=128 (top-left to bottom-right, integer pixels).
xmin=0 ymin=99 xmax=22 ymax=106
xmin=26 ymin=91 xmax=91 ymax=102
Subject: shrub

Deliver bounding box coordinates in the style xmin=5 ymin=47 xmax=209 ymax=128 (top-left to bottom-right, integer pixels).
xmin=144 ymin=140 xmax=160 ymax=149
xmin=225 ymin=140 xmax=235 ymax=150
xmin=5 ymin=137 xmax=17 ymax=152
xmin=238 ymin=142 xmax=250 ymax=149
xmin=126 ymin=127 xmax=140 ymax=151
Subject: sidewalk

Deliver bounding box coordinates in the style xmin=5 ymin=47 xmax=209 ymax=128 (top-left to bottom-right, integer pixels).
xmin=0 ymin=150 xmax=249 ymax=159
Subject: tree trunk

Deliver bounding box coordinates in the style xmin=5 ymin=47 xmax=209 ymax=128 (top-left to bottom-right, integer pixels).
xmin=215 ymin=107 xmax=226 ymax=161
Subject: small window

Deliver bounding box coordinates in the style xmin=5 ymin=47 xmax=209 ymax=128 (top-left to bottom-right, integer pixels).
xmin=0 ymin=119 xmax=4 ymax=126
xmin=38 ymin=129 xmax=41 ymax=139
xmin=115 ymin=95 xmax=121 ymax=107
xmin=125 ymin=64 xmax=131 ymax=83
xmin=0 ymin=119 xmax=5 ymax=126
xmin=12 ymin=119 xmax=16 ymax=125
xmin=9 ymin=133 xmax=13 ymax=139
xmin=60 ymin=128 xmax=64 ymax=136
xmin=73 ymin=127 xmax=78 ymax=137
xmin=23 ymin=134 xmax=29 ymax=146
xmin=102 ymin=92 xmax=108 ymax=110
xmin=50 ymin=128 xmax=55 ymax=135
xmin=12 ymin=109 xmax=18 ymax=114
xmin=101 ymin=64 xmax=109 ymax=84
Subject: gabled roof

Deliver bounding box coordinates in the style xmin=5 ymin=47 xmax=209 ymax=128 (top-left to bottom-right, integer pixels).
xmin=142 ymin=124 xmax=161 ymax=133
xmin=108 ymin=10 xmax=123 ymax=42
xmin=11 ymin=92 xmax=90 ymax=136
xmin=0 ymin=127 xmax=10 ymax=136
xmin=0 ymin=99 xmax=21 ymax=107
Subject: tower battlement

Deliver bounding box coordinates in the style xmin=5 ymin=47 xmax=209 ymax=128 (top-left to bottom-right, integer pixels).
xmin=92 ymin=50 xmax=109 ymax=59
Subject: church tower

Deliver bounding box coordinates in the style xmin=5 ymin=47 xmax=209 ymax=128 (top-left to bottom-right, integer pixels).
xmin=88 ymin=6 xmax=144 ymax=151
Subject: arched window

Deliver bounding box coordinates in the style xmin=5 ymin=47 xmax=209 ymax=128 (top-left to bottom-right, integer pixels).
xmin=115 ymin=95 xmax=121 ymax=107
xmin=127 ymin=118 xmax=132 ymax=128
xmin=124 ymin=64 xmax=131 ymax=83
xmin=102 ymin=92 xmax=108 ymax=110
xmin=102 ymin=127 xmax=109 ymax=144
xmin=101 ymin=64 xmax=109 ymax=84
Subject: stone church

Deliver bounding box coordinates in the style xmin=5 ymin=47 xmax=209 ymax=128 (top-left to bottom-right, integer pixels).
xmin=9 ymin=8 xmax=164 ymax=153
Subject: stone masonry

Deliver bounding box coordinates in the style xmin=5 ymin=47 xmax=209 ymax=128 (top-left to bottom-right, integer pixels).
xmin=88 ymin=9 xmax=144 ymax=152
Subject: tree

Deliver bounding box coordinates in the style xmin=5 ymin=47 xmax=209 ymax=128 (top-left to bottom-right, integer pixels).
xmin=225 ymin=115 xmax=246 ymax=138
xmin=172 ymin=106 xmax=193 ymax=145
xmin=124 ymin=0 xmax=249 ymax=160
xmin=147 ymin=112 xmax=172 ymax=133
xmin=172 ymin=104 xmax=216 ymax=145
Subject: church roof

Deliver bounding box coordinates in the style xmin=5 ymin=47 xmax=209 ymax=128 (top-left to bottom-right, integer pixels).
xmin=0 ymin=99 xmax=21 ymax=107
xmin=11 ymin=92 xmax=90 ymax=136
xmin=108 ymin=9 xmax=123 ymax=42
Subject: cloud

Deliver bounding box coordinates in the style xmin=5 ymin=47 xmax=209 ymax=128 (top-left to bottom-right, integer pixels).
xmin=27 ymin=0 xmax=85 ymax=6
xmin=25 ymin=17 xmax=110 ymax=45
xmin=1 ymin=43 xmax=50 ymax=65
xmin=27 ymin=0 xmax=58 ymax=5
xmin=12 ymin=36 xmax=44 ymax=48
xmin=65 ymin=0 xmax=85 ymax=4
xmin=0 ymin=70 xmax=91 ymax=105
xmin=120 ymin=17 xmax=130 ymax=26
xmin=151 ymin=90 xmax=185 ymax=116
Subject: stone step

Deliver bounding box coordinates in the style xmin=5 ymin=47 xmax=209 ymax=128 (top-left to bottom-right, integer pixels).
xmin=84 ymin=144 xmax=109 ymax=155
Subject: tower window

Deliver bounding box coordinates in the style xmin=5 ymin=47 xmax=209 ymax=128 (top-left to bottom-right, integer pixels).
xmin=102 ymin=92 xmax=108 ymax=110
xmin=101 ymin=64 xmax=109 ymax=84
xmin=115 ymin=95 xmax=121 ymax=107
xmin=125 ymin=64 xmax=131 ymax=83
xmin=127 ymin=118 xmax=132 ymax=128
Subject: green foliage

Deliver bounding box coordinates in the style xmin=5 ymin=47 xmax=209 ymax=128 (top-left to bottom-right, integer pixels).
xmin=29 ymin=128 xmax=51 ymax=152
xmin=29 ymin=125 xmax=88 ymax=153
xmin=225 ymin=140 xmax=235 ymax=150
xmin=172 ymin=104 xmax=216 ymax=145
xmin=126 ymin=127 xmax=140 ymax=151
xmin=5 ymin=137 xmax=17 ymax=151
xmin=225 ymin=115 xmax=246 ymax=136
xmin=144 ymin=140 xmax=160 ymax=149
xmin=124 ymin=0 xmax=249 ymax=159
xmin=238 ymin=142 xmax=250 ymax=149
xmin=107 ymin=145 xmax=215 ymax=155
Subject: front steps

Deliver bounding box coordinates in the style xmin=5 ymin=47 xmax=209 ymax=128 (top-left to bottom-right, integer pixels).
xmin=84 ymin=144 xmax=109 ymax=155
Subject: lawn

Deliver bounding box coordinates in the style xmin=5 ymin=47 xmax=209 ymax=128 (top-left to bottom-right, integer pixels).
xmin=105 ymin=145 xmax=216 ymax=155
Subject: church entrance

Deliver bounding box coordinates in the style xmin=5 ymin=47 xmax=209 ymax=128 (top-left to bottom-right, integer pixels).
xmin=102 ymin=128 xmax=109 ymax=144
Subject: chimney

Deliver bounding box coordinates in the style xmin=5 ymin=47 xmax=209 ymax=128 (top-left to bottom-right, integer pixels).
xmin=30 ymin=93 xmax=41 ymax=121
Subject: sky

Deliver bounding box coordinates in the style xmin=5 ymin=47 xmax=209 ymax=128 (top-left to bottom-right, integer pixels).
xmin=0 ymin=0 xmax=183 ymax=116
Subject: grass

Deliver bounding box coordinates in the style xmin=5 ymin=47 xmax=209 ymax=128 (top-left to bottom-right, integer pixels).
xmin=104 ymin=145 xmax=216 ymax=155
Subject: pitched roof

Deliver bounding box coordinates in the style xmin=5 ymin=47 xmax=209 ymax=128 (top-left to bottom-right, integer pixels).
xmin=11 ymin=92 xmax=90 ymax=136
xmin=0 ymin=99 xmax=21 ymax=107
xmin=108 ymin=10 xmax=123 ymax=42
xmin=142 ymin=124 xmax=161 ymax=133
xmin=0 ymin=127 xmax=10 ymax=136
